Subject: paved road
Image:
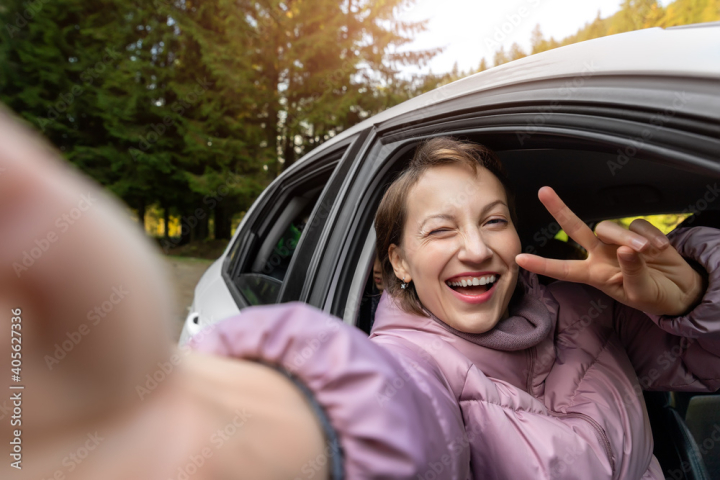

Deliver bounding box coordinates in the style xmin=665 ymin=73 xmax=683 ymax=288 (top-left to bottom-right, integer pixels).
xmin=163 ymin=256 xmax=214 ymax=340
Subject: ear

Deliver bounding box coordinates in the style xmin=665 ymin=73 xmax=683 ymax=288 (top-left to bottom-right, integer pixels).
xmin=388 ymin=244 xmax=411 ymax=283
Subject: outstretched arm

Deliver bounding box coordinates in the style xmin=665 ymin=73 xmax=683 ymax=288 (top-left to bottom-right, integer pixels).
xmin=0 ymin=107 xmax=328 ymax=480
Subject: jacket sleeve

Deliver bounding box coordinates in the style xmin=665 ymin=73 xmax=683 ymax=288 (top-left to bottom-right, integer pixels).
xmin=612 ymin=226 xmax=720 ymax=392
xmin=187 ymin=302 xmax=469 ymax=480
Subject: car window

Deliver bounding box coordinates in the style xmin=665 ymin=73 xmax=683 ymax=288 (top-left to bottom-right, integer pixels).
xmin=235 ymin=195 xmax=318 ymax=305
xmin=230 ymin=145 xmax=350 ymax=306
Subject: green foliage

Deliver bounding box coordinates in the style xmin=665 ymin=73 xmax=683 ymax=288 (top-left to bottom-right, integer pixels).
xmin=0 ymin=0 xmax=119 ymax=181
xmin=2 ymin=0 xmax=716 ymax=243
xmin=481 ymin=0 xmax=720 ymax=70
xmin=608 ymin=214 xmax=692 ymax=234
xmin=0 ymin=0 xmax=437 ymax=240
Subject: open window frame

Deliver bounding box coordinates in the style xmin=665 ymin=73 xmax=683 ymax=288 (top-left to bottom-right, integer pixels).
xmin=221 ymin=132 xmax=363 ymax=309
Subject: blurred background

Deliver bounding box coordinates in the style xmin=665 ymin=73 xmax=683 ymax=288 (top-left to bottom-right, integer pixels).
xmin=1 ymin=0 xmax=717 ymax=331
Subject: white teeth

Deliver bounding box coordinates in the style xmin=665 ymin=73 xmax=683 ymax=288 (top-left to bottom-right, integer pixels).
xmin=447 ymin=275 xmax=499 ymax=288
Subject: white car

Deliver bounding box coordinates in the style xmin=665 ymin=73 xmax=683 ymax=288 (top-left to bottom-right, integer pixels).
xmin=180 ymin=23 xmax=720 ymax=479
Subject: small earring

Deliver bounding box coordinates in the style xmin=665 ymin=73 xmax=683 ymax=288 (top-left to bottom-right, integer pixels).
xmin=401 ymin=276 xmax=408 ymax=289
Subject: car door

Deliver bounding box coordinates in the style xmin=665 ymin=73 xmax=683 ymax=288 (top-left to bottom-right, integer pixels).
xmin=222 ymin=130 xmax=370 ymax=308
xmin=179 ymin=131 xmax=365 ymax=343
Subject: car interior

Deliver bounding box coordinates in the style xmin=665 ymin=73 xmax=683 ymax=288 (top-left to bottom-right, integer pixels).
xmin=344 ymin=135 xmax=720 ymax=480
xmin=225 ymin=139 xmax=354 ymax=308
xmin=232 ymin=181 xmax=328 ymax=306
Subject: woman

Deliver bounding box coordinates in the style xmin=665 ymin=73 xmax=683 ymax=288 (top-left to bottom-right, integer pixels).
xmin=10 ymin=105 xmax=718 ymax=480
xmin=367 ymin=137 xmax=720 ymax=478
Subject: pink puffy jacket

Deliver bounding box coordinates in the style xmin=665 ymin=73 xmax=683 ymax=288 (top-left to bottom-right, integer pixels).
xmin=189 ymin=226 xmax=720 ymax=479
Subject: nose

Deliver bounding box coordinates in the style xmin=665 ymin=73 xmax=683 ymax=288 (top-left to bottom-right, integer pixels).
xmin=457 ymin=228 xmax=493 ymax=265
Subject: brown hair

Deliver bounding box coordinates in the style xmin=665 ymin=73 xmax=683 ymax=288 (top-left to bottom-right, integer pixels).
xmin=374 ymin=136 xmax=516 ymax=316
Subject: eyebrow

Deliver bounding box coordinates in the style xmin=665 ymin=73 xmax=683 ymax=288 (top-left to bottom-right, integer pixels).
xmin=419 ymin=200 xmax=508 ymax=231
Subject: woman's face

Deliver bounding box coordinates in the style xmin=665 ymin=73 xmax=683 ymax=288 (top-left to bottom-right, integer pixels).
xmin=389 ymin=163 xmax=521 ymax=333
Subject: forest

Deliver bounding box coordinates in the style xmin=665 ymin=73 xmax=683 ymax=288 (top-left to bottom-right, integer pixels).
xmin=1 ymin=0 xmax=718 ymax=246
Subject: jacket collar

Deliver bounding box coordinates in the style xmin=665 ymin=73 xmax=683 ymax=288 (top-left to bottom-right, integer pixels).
xmin=371 ymin=269 xmax=559 ymax=391
xmin=424 ymin=270 xmax=557 ymax=351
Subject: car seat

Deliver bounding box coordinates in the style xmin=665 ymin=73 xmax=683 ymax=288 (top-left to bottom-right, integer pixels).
xmin=644 ymin=391 xmax=711 ymax=480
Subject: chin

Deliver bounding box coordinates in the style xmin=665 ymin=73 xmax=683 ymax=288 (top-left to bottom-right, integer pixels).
xmin=454 ymin=314 xmax=501 ymax=334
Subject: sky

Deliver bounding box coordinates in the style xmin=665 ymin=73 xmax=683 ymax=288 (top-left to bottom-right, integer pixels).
xmin=396 ymin=0 xmax=673 ymax=76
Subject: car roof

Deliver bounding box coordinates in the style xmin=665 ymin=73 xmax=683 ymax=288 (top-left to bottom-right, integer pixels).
xmin=292 ymin=22 xmax=720 ymax=168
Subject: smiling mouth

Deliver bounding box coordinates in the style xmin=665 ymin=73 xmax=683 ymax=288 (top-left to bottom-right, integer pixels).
xmin=445 ymin=274 xmax=499 ymax=295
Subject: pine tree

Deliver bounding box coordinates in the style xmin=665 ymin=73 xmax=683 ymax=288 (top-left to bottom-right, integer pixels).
xmin=0 ymin=0 xmax=119 ymax=184
xmin=168 ymin=0 xmax=272 ymax=239
xmin=0 ymin=0 xmax=442 ymax=242
xmin=243 ymin=0 xmax=440 ymax=172
xmin=0 ymin=0 xmax=189 ymax=232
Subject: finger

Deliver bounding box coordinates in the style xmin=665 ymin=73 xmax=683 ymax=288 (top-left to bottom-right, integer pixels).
xmin=595 ymin=220 xmax=650 ymax=252
xmin=616 ymin=246 xmax=655 ymax=303
xmin=537 ymin=186 xmax=599 ymax=252
xmin=628 ymin=218 xmax=671 ymax=250
xmin=516 ymin=253 xmax=589 ymax=283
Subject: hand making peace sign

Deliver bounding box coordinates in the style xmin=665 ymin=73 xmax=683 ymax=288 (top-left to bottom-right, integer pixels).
xmin=515 ymin=187 xmax=706 ymax=317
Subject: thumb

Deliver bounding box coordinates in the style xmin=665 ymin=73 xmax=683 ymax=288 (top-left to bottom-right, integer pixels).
xmin=617 ymin=246 xmax=653 ymax=302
